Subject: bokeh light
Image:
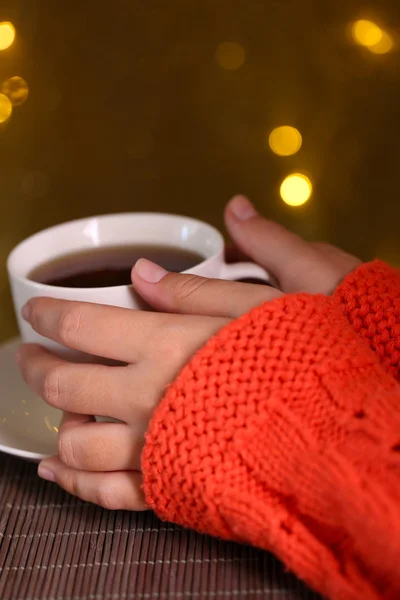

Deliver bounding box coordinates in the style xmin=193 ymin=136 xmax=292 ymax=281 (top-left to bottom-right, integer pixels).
xmin=215 ymin=42 xmax=245 ymax=70
xmin=352 ymin=20 xmax=383 ymax=47
xmin=0 ymin=22 xmax=15 ymax=51
xmin=0 ymin=94 xmax=12 ymax=124
xmin=268 ymin=126 xmax=302 ymax=156
xmin=280 ymin=174 xmax=312 ymax=207
xmin=352 ymin=19 xmax=393 ymax=54
xmin=1 ymin=76 xmax=29 ymax=106
xmin=368 ymin=31 xmax=393 ymax=54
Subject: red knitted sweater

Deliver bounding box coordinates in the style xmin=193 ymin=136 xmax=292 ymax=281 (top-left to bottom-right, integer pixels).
xmin=142 ymin=261 xmax=400 ymax=600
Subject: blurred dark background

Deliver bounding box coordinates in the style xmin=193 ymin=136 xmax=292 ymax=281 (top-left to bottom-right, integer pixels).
xmin=1 ymin=0 xmax=399 ymax=342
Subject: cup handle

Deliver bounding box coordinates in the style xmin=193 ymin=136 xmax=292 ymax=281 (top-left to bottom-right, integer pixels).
xmin=220 ymin=261 xmax=269 ymax=282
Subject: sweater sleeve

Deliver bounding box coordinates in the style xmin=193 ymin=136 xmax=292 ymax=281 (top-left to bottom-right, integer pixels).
xmin=142 ymin=294 xmax=400 ymax=600
xmin=334 ymin=260 xmax=400 ymax=380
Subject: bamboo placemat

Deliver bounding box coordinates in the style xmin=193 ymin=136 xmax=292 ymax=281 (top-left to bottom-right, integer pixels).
xmin=0 ymin=455 xmax=320 ymax=600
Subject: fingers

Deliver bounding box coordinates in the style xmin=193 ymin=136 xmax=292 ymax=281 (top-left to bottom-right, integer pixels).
xmin=18 ymin=344 xmax=169 ymax=422
xmin=17 ymin=344 xmax=133 ymax=420
xmin=58 ymin=412 xmax=145 ymax=471
xmin=21 ymin=297 xmax=218 ymax=363
xmin=224 ymin=196 xmax=361 ymax=294
xmin=225 ymin=196 xmax=314 ymax=292
xmin=38 ymin=457 xmax=146 ymax=511
xmin=22 ymin=298 xmax=148 ymax=362
xmin=131 ymin=258 xmax=283 ymax=318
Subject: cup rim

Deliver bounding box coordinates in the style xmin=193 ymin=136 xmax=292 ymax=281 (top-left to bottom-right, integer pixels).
xmin=7 ymin=212 xmax=224 ymax=293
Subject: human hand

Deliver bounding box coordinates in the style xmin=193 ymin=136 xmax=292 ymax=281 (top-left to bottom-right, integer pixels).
xmin=224 ymin=195 xmax=361 ymax=294
xmin=17 ymin=195 xmax=362 ymax=510
xmin=17 ymin=267 xmax=282 ymax=509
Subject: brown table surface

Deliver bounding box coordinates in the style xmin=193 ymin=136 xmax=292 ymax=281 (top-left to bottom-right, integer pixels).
xmin=0 ymin=455 xmax=320 ymax=600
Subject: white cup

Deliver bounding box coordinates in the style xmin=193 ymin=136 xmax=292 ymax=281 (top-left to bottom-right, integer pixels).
xmin=7 ymin=212 xmax=268 ymax=358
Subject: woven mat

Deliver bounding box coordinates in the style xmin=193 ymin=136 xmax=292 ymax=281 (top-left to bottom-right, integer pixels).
xmin=0 ymin=455 xmax=320 ymax=600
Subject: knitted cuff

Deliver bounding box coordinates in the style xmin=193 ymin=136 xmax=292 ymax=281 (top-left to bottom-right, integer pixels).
xmin=334 ymin=260 xmax=400 ymax=379
xmin=142 ymin=292 xmax=400 ymax=600
xmin=141 ymin=293 xmax=379 ymax=529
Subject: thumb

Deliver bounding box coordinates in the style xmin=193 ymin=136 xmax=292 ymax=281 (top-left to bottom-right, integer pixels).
xmin=225 ymin=195 xmax=315 ymax=293
xmin=131 ymin=258 xmax=282 ymax=318
xmin=225 ymin=196 xmax=361 ymax=294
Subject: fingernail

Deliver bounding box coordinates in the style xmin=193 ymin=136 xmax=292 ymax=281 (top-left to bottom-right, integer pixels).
xmin=38 ymin=462 xmax=57 ymax=482
xmin=229 ymin=195 xmax=258 ymax=220
xmin=21 ymin=301 xmax=31 ymax=321
xmin=135 ymin=258 xmax=168 ymax=283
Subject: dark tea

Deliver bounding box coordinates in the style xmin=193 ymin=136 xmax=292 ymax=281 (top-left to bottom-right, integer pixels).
xmin=28 ymin=244 xmax=204 ymax=288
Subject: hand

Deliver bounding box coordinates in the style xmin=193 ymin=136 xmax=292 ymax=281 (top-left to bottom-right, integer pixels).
xmin=17 ymin=268 xmax=282 ymax=510
xmin=224 ymin=195 xmax=361 ymax=294
xmin=17 ymin=195 xmax=361 ymax=510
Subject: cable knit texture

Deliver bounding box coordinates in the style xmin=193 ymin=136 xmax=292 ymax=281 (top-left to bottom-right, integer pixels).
xmin=142 ymin=263 xmax=400 ymax=600
xmin=334 ymin=260 xmax=400 ymax=380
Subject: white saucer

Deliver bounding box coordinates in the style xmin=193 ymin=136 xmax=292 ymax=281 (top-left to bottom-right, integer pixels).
xmin=0 ymin=337 xmax=60 ymax=461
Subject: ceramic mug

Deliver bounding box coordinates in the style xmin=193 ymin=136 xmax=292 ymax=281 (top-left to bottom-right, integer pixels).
xmin=7 ymin=212 xmax=268 ymax=359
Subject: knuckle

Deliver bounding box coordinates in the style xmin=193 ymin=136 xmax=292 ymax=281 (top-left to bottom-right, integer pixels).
xmin=42 ymin=366 xmax=64 ymax=407
xmin=171 ymin=275 xmax=210 ymax=305
xmin=58 ymin=307 xmax=83 ymax=346
xmin=157 ymin=334 xmax=186 ymax=366
xmin=58 ymin=431 xmax=79 ymax=469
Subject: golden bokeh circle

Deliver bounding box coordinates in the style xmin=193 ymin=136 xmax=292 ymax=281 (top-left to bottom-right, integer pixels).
xmin=280 ymin=174 xmax=312 ymax=207
xmin=215 ymin=42 xmax=245 ymax=70
xmin=368 ymin=31 xmax=393 ymax=54
xmin=0 ymin=93 xmax=12 ymax=124
xmin=352 ymin=20 xmax=383 ymax=47
xmin=268 ymin=126 xmax=302 ymax=156
xmin=0 ymin=22 xmax=15 ymax=51
xmin=2 ymin=76 xmax=29 ymax=106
